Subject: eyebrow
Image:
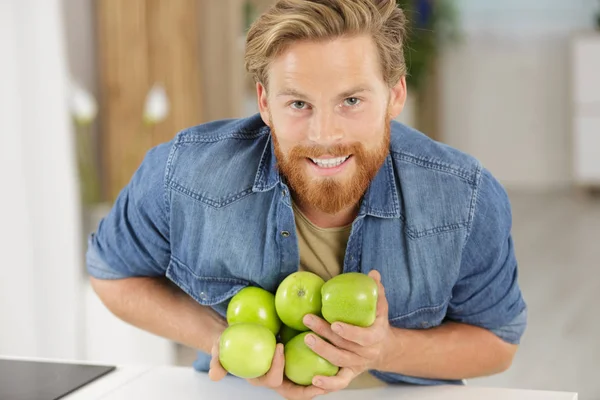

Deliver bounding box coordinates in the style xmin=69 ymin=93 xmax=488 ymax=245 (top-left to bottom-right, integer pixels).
xmin=276 ymin=85 xmax=372 ymax=100
xmin=338 ymin=86 xmax=371 ymax=99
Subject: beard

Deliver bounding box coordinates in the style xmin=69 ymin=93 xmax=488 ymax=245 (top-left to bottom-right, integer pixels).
xmin=271 ymin=115 xmax=391 ymax=215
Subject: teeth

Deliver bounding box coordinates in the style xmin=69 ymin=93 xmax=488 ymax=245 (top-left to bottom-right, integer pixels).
xmin=310 ymin=156 xmax=350 ymax=168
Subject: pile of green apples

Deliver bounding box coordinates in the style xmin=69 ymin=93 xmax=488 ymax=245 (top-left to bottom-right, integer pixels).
xmin=219 ymin=271 xmax=378 ymax=385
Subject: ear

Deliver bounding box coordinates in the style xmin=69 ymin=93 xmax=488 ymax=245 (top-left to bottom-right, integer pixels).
xmin=388 ymin=76 xmax=407 ymax=120
xmin=256 ymin=82 xmax=271 ymax=127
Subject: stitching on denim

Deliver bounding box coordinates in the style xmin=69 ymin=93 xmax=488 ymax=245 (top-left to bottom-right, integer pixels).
xmin=393 ymin=151 xmax=474 ymax=180
xmin=164 ymin=143 xmax=179 ymax=216
xmin=169 ymin=180 xmax=254 ymax=208
xmin=177 ymin=126 xmax=269 ymax=144
xmin=348 ymin=218 xmax=364 ymax=272
xmin=459 ymin=165 xmax=483 ymax=255
xmin=253 ymin=135 xmax=278 ymax=191
xmin=169 ymin=255 xmax=249 ymax=286
xmin=390 ymin=151 xmax=477 ymax=185
xmin=87 ymin=263 xmax=128 ymax=280
xmin=166 ymin=269 xmax=199 ymax=303
xmin=362 ymin=158 xmax=401 ymax=218
xmin=405 ymin=221 xmax=469 ymax=239
xmin=365 ymin=208 xmax=399 ymax=218
xmin=385 ymin=156 xmax=401 ymax=215
xmin=388 ymin=297 xmax=450 ymax=322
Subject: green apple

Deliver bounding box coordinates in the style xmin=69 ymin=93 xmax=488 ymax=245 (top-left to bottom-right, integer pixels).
xmin=278 ymin=324 xmax=301 ymax=345
xmin=275 ymin=271 xmax=324 ymax=331
xmin=284 ymin=332 xmax=339 ymax=386
xmin=227 ymin=286 xmax=281 ymax=335
xmin=321 ymin=272 xmax=378 ymax=327
xmin=219 ymin=323 xmax=276 ymax=379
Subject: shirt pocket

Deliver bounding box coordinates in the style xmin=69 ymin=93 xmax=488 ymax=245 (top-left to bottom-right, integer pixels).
xmin=166 ymin=256 xmax=250 ymax=315
xmin=388 ymin=299 xmax=450 ymax=330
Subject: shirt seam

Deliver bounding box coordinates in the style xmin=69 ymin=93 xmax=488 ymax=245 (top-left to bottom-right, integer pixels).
xmin=176 ymin=126 xmax=270 ymax=144
xmin=459 ymin=164 xmax=484 ymax=255
xmin=164 ymin=141 xmax=177 ymax=216
xmin=405 ymin=221 xmax=469 ymax=240
xmin=169 ymin=179 xmax=254 ymax=208
xmin=388 ymin=297 xmax=451 ymax=322
xmin=390 ymin=150 xmax=478 ymax=185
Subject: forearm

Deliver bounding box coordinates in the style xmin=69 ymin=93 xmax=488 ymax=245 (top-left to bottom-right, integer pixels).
xmin=90 ymin=276 xmax=226 ymax=354
xmin=376 ymin=321 xmax=517 ymax=380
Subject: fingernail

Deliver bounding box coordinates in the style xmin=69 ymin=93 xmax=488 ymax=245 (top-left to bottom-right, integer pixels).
xmin=313 ymin=378 xmax=322 ymax=386
xmin=303 ymin=315 xmax=313 ymax=326
xmin=305 ymin=334 xmax=316 ymax=346
xmin=332 ymin=323 xmax=343 ymax=334
xmin=279 ymin=345 xmax=284 ymax=355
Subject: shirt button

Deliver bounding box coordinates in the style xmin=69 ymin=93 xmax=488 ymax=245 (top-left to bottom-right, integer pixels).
xmin=199 ymin=292 xmax=208 ymax=301
xmin=282 ymin=189 xmax=287 ymax=197
xmin=281 ymin=231 xmax=290 ymax=237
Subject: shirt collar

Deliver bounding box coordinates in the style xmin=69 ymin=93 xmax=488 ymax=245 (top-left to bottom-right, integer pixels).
xmin=252 ymin=134 xmax=281 ymax=192
xmin=359 ymin=155 xmax=402 ymax=219
xmin=252 ymin=133 xmax=401 ymax=219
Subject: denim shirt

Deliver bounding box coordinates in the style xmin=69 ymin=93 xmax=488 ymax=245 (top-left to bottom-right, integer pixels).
xmin=86 ymin=114 xmax=527 ymax=386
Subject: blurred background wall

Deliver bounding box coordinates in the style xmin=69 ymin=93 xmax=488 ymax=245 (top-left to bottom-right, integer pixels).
xmin=1 ymin=0 xmax=599 ymax=398
xmin=442 ymin=0 xmax=597 ymax=190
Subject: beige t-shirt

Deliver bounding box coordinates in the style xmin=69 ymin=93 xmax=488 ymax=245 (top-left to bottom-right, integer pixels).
xmin=292 ymin=201 xmax=386 ymax=389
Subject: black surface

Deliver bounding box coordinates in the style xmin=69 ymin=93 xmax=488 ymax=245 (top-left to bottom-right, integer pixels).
xmin=0 ymin=359 xmax=115 ymax=400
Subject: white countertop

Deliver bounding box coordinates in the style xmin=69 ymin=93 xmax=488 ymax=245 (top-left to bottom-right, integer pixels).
xmin=62 ymin=364 xmax=578 ymax=400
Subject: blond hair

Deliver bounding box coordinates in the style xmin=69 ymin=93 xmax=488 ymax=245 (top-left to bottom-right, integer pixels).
xmin=245 ymin=0 xmax=408 ymax=89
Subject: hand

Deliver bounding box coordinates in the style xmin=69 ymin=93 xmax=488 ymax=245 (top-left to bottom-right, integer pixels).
xmin=209 ymin=335 xmax=328 ymax=400
xmin=301 ymin=270 xmax=393 ymax=392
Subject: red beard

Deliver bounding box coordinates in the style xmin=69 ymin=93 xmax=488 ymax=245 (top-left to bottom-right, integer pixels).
xmin=271 ymin=116 xmax=391 ymax=214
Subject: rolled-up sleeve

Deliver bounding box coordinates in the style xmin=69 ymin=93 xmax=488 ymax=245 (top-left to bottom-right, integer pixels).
xmin=446 ymin=168 xmax=527 ymax=344
xmin=86 ymin=141 xmax=172 ymax=280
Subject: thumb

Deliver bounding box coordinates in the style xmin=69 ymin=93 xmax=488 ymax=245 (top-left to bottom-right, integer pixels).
xmin=368 ymin=269 xmax=381 ymax=284
xmin=208 ymin=340 xmax=227 ymax=381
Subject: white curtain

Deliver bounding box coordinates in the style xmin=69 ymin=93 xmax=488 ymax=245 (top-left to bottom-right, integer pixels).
xmin=0 ymin=0 xmax=84 ymax=360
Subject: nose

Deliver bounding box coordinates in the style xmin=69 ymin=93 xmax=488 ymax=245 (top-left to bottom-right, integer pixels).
xmin=307 ymin=110 xmax=344 ymax=144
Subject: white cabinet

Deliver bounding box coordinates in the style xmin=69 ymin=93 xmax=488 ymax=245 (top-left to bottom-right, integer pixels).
xmin=571 ymin=33 xmax=600 ymax=186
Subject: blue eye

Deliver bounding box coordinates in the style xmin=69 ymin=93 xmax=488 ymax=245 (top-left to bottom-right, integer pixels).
xmin=291 ymin=101 xmax=307 ymax=110
xmin=344 ymin=97 xmax=361 ymax=107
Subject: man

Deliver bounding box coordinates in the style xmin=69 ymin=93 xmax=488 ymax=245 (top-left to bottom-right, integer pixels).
xmin=87 ymin=0 xmax=527 ymax=399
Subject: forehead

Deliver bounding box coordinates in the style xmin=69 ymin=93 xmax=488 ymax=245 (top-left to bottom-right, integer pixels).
xmin=267 ymin=35 xmax=383 ymax=94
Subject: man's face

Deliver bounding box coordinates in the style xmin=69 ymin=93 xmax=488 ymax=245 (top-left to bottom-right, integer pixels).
xmin=257 ymin=35 xmax=406 ymax=214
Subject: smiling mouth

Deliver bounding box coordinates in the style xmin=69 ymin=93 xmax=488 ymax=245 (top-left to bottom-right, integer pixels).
xmin=308 ymin=155 xmax=351 ymax=169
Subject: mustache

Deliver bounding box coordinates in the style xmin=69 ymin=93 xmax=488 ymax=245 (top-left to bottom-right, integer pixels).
xmin=288 ymin=143 xmax=364 ymax=159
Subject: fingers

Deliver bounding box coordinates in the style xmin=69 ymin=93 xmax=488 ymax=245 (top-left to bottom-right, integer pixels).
xmin=298 ymin=383 xmax=328 ymax=399
xmin=368 ymin=269 xmax=381 ymax=284
xmin=208 ymin=340 xmax=227 ymax=381
xmin=304 ymin=313 xmax=384 ymax=357
xmin=375 ymin=275 xmax=389 ymax=318
xmin=304 ymin=333 xmax=359 ymax=368
xmin=249 ymin=343 xmax=285 ymax=388
xmin=323 ymin=270 xmax=388 ymax=347
xmin=265 ymin=343 xmax=285 ymax=387
xmin=312 ymin=367 xmax=355 ymax=391
xmin=249 ymin=345 xmax=329 ymax=399
xmin=368 ymin=270 xmax=389 ymax=318
xmin=330 ymin=320 xmax=386 ymax=348
xmin=303 ymin=314 xmax=362 ymax=354
xmin=276 ymin=379 xmax=327 ymax=400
